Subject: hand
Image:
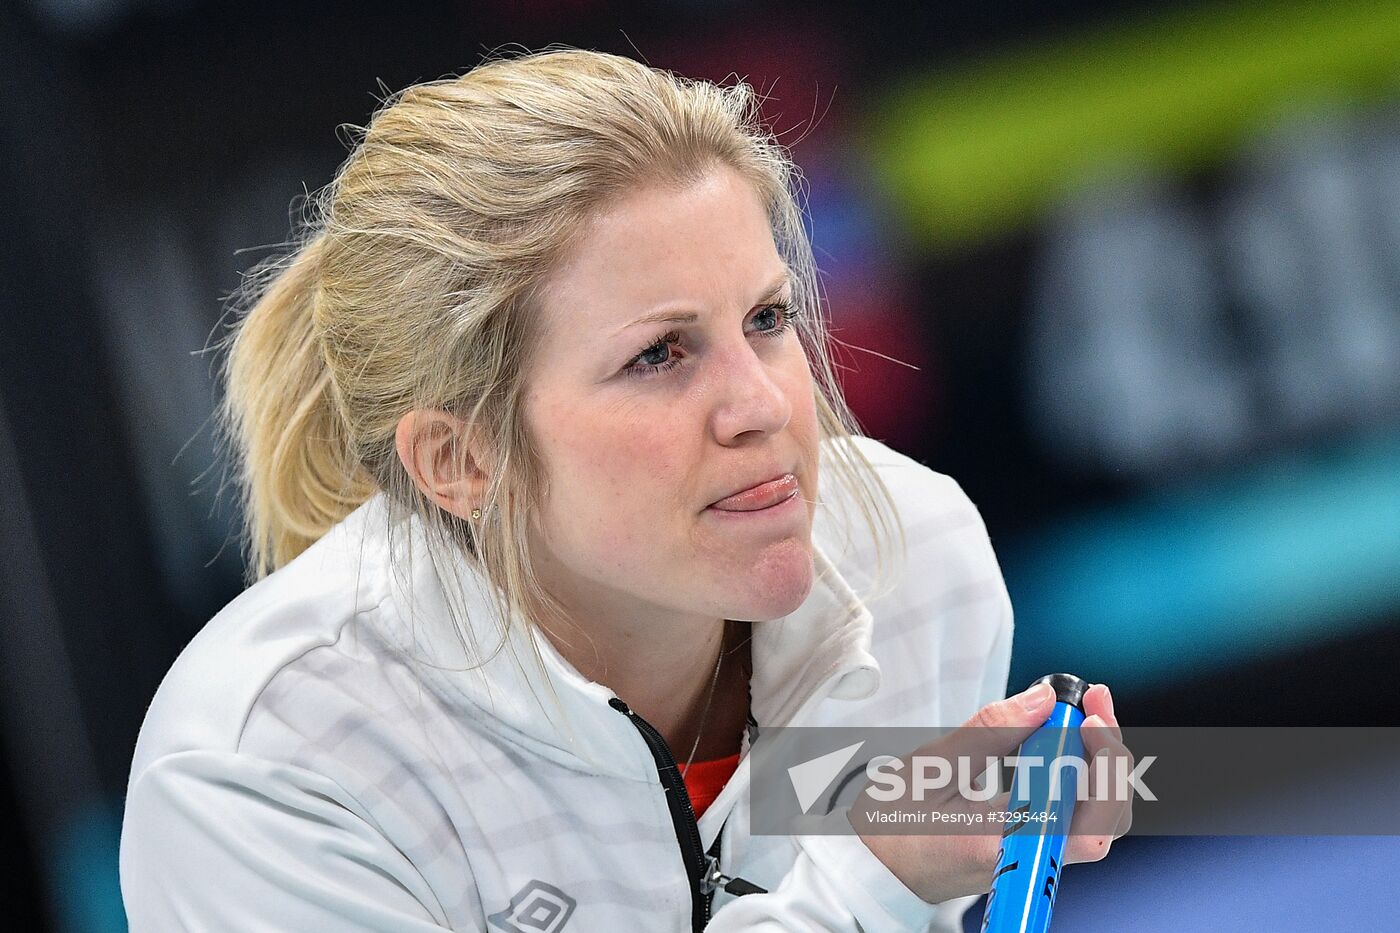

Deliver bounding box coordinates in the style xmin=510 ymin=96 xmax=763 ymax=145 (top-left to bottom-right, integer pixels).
xmin=852 ymin=682 xmax=1132 ymax=905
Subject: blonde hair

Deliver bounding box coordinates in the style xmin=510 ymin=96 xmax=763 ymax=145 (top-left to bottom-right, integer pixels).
xmin=217 ymin=47 xmax=905 ymax=679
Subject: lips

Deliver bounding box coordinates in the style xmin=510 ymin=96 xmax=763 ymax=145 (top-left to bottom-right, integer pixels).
xmin=708 ymin=473 xmax=799 ymax=512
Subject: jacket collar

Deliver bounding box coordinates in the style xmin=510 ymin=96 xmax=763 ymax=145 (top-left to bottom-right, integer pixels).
xmin=343 ymin=491 xmax=882 ymax=780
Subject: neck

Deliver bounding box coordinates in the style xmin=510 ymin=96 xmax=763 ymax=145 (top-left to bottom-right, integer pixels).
xmin=540 ymin=612 xmax=752 ymax=763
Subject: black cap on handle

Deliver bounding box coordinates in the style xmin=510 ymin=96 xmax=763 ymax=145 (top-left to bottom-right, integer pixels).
xmin=1030 ymin=673 xmax=1091 ymax=712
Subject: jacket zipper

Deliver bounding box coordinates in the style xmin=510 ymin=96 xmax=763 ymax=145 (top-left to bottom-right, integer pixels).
xmin=609 ymin=696 xmax=770 ymax=929
xmin=609 ymin=696 xmax=713 ymax=931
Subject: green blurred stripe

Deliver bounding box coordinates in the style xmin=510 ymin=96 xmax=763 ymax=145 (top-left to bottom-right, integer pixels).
xmin=866 ymin=0 xmax=1400 ymax=247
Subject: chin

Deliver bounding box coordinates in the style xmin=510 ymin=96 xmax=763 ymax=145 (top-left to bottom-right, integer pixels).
xmin=724 ymin=543 xmax=815 ymax=621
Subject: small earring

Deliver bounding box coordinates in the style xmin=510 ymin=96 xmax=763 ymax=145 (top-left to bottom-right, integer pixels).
xmin=470 ymin=507 xmax=482 ymax=520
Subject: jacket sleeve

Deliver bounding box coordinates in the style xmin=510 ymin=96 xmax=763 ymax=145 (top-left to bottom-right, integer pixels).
xmin=120 ymin=749 xmax=453 ymax=931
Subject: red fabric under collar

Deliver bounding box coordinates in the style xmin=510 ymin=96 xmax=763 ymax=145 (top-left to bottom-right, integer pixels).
xmin=679 ymin=752 xmax=741 ymax=820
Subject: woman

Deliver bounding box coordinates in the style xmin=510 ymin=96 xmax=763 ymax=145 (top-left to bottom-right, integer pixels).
xmin=119 ymin=48 xmax=1126 ymax=931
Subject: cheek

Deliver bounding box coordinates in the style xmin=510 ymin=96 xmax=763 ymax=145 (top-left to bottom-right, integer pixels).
xmin=782 ymin=352 xmax=821 ymax=439
xmin=782 ymin=357 xmax=823 ymax=505
xmin=533 ymin=394 xmax=688 ymax=534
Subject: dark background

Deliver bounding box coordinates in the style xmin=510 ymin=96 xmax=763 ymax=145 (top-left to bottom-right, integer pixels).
xmin=2 ymin=0 xmax=1398 ymax=929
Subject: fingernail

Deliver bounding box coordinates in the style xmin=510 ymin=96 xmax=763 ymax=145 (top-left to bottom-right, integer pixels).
xmin=1018 ymin=682 xmax=1054 ymax=711
xmin=1102 ymin=684 xmax=1116 ymax=720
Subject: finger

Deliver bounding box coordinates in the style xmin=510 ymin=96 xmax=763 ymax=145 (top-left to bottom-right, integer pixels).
xmin=928 ymin=682 xmax=1058 ymax=766
xmin=1065 ymin=827 xmax=1115 ymax=864
xmin=1115 ymin=791 xmax=1134 ymax=838
xmin=1085 ymin=717 xmax=1136 ymax=834
xmin=1081 ymin=685 xmax=1121 ymax=742
xmin=1065 ymin=726 xmax=1133 ymax=856
xmin=1080 ymin=714 xmax=1135 ymax=797
xmin=1080 ymin=713 xmax=1124 ymax=758
xmin=1099 ymin=726 xmax=1135 ymax=840
xmin=1063 ymin=746 xmax=1124 ymax=863
xmin=1100 ymin=683 xmax=1121 ymax=735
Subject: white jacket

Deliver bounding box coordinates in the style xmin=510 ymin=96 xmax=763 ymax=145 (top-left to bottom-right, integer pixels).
xmin=120 ymin=435 xmax=1014 ymax=932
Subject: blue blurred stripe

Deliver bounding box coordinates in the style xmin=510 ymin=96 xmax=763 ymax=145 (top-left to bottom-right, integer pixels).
xmin=1000 ymin=429 xmax=1400 ymax=689
xmin=53 ymin=800 xmax=125 ymax=932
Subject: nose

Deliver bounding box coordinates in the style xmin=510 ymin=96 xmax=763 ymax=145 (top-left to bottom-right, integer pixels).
xmin=708 ymin=338 xmax=793 ymax=445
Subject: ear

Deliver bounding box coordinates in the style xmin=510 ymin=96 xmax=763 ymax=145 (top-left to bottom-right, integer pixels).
xmin=393 ymin=409 xmax=492 ymax=521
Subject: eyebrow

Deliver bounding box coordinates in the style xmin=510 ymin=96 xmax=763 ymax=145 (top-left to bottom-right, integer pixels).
xmin=614 ymin=270 xmax=793 ymax=336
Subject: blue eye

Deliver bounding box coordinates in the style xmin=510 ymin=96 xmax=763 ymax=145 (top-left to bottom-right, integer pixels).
xmin=623 ymin=301 xmax=802 ymax=379
xmin=626 ymin=331 xmax=683 ymax=377
xmin=752 ymin=301 xmax=796 ymax=335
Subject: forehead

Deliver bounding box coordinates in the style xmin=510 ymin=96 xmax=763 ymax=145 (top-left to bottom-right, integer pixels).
xmin=533 ymin=168 xmax=786 ymax=345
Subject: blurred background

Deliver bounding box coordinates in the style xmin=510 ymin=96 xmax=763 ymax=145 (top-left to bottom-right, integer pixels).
xmin=2 ymin=0 xmax=1398 ymax=929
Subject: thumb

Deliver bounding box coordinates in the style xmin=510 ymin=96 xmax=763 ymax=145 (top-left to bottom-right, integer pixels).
xmin=930 ymin=682 xmax=1057 ymax=766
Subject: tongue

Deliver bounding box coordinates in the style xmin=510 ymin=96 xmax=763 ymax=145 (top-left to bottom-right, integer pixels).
xmin=711 ymin=475 xmax=792 ymax=511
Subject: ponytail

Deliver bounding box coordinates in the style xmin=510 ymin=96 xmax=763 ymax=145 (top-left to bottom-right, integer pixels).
xmin=219 ymin=235 xmax=375 ymax=581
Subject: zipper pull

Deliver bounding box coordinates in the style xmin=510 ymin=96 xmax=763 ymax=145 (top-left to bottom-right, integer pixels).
xmin=702 ymin=854 xmax=768 ymax=897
